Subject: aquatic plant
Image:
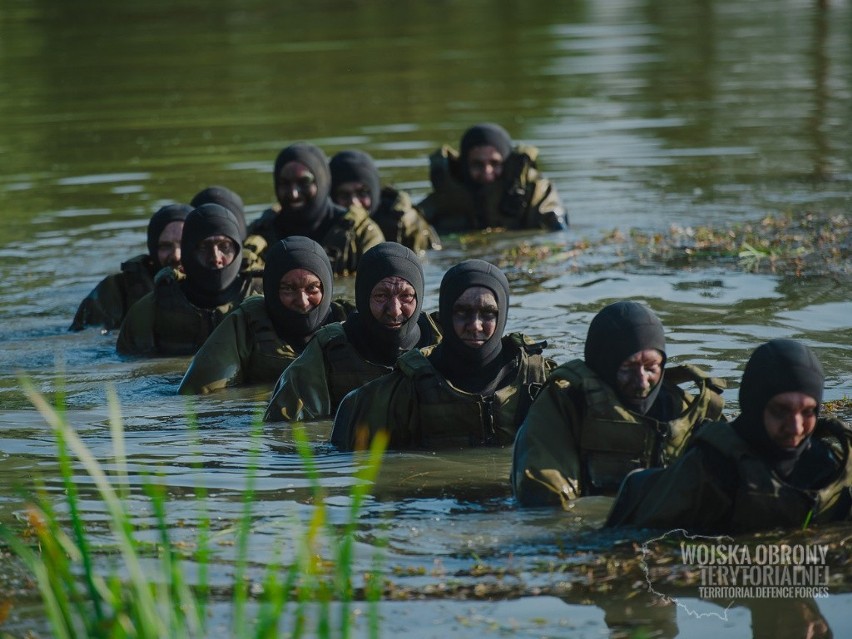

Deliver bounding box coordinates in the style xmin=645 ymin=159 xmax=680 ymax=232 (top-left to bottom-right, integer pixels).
xmin=0 ymin=378 xmax=387 ymax=639
xmin=492 ymin=211 xmax=850 ymax=281
xmin=629 ymin=211 xmax=850 ymax=276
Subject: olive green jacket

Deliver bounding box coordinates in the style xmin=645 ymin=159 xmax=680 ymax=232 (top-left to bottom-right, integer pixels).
xmin=70 ymin=254 xmax=156 ymax=331
xmin=177 ymin=296 xmax=354 ymax=395
xmin=330 ymin=334 xmax=555 ymax=451
xmin=264 ymin=313 xmax=442 ymax=423
xmin=416 ymin=144 xmax=567 ymax=233
xmin=246 ymin=202 xmax=384 ymax=275
xmin=511 ymin=360 xmax=726 ymax=508
xmin=372 ymin=187 xmax=441 ymax=255
xmin=606 ymin=418 xmax=852 ymax=534
xmin=116 ymin=268 xmax=262 ymax=357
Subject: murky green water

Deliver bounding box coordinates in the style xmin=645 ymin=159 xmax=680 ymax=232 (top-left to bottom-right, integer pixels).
xmin=1 ymin=0 xmax=851 ymax=636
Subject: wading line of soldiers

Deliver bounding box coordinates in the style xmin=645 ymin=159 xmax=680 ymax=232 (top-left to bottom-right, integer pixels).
xmin=71 ymin=124 xmax=852 ymax=536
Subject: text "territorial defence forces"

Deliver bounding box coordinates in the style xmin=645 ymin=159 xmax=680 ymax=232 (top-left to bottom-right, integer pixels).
xmin=680 ymin=542 xmax=831 ymax=599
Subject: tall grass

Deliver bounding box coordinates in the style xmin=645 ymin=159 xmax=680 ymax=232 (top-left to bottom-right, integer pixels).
xmin=1 ymin=378 xmax=388 ymax=638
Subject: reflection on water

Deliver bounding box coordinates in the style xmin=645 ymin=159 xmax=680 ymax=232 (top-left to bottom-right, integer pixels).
xmin=1 ymin=0 xmax=851 ymax=636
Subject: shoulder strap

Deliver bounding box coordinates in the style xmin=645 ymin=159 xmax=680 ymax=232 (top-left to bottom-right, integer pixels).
xmin=314 ymin=322 xmax=348 ymax=348
xmin=512 ymin=143 xmax=539 ymax=165
xmin=243 ymin=208 xmax=280 ymax=248
xmin=328 ymin=299 xmax=355 ymax=321
xmin=665 ymin=363 xmax=726 ymax=392
xmin=499 ymin=147 xmax=541 ymax=219
xmin=242 ymin=295 xmax=275 ymax=335
xmin=120 ymin=254 xmax=153 ymax=275
xmin=395 ymin=349 xmax=434 ymax=379
xmin=119 ymin=254 xmax=156 ymax=304
xmin=340 ymin=201 xmax=371 ymax=226
xmin=695 ymin=421 xmax=745 ymax=456
xmin=428 ymin=145 xmax=462 ymax=188
xmin=549 ymin=359 xmax=589 ymax=385
xmin=506 ymin=332 xmax=547 ymax=355
xmin=552 ymin=360 xmax=622 ymax=418
xmin=665 ymin=363 xmax=726 ymax=421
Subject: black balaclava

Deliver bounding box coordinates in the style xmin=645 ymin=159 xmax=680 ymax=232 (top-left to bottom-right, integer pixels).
xmin=180 ymin=203 xmax=243 ymax=308
xmin=459 ymin=123 xmax=513 ymax=186
xmin=262 ymin=236 xmax=334 ymax=346
xmin=431 ymin=260 xmax=512 ymax=394
xmin=343 ymin=242 xmax=424 ymax=366
xmin=272 ymin=142 xmax=336 ymax=239
xmin=585 ymin=300 xmax=667 ymax=415
xmin=440 ymin=260 xmax=509 ymax=362
xmin=190 ymin=186 xmax=247 ymax=241
xmin=329 ymin=150 xmax=382 ymax=215
xmin=146 ymin=203 xmax=192 ymax=266
xmin=732 ymin=339 xmax=825 ymax=476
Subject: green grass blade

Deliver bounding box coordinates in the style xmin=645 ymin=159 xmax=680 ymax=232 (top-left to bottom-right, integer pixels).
xmin=186 ymin=411 xmax=211 ymax=622
xmin=232 ymin=417 xmax=263 ymax=635
xmin=0 ymin=527 xmax=77 ymax=639
xmin=20 ymin=377 xmax=166 ymax=638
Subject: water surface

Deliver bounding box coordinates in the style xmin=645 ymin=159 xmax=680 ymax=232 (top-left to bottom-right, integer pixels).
xmin=1 ymin=0 xmax=850 ymax=636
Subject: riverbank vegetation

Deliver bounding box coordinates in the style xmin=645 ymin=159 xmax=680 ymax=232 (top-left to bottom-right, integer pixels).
xmin=627 ymin=211 xmax=850 ymax=277
xmin=492 ymin=211 xmax=850 ymax=279
xmin=0 ymin=379 xmax=387 ymax=639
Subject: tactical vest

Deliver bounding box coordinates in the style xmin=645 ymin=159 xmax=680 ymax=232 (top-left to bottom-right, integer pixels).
xmin=696 ymin=419 xmax=852 ymax=532
xmin=374 ymin=187 xmax=409 ymax=245
xmin=314 ymin=323 xmax=393 ymax=410
xmin=71 ymin=255 xmax=156 ymax=331
xmin=498 ymin=144 xmax=539 ymax=221
xmin=247 ymin=205 xmax=370 ymax=275
xmin=554 ymin=359 xmax=725 ymax=495
xmin=118 ymin=254 xmax=157 ymax=309
xmin=240 ymin=297 xmax=300 ymax=383
xmin=151 ymin=270 xmax=243 ymax=356
xmin=374 ymin=187 xmax=440 ymax=253
xmin=425 ymin=144 xmax=540 ymax=230
xmin=395 ymin=334 xmax=550 ymax=448
xmin=241 ymin=297 xmax=352 ymax=384
xmin=320 ymin=207 xmax=362 ymax=276
xmin=245 ymin=208 xmax=280 ymax=247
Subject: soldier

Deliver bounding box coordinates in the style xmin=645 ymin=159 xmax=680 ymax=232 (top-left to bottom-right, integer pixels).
xmin=264 ymin=242 xmax=440 ymax=422
xmin=511 ymin=300 xmax=726 ymax=508
xmin=246 ymin=142 xmax=385 ymax=275
xmin=116 ymin=204 xmax=262 ymax=356
xmin=329 ymin=149 xmax=440 ymax=255
xmin=178 ymin=236 xmax=352 ymax=395
xmin=331 ymin=259 xmax=555 ymax=451
xmin=417 ymin=123 xmax=568 ymax=233
xmin=190 ymin=184 xmax=266 ymax=273
xmin=70 ymin=203 xmax=191 ymax=331
xmin=189 ymin=185 xmax=247 ymax=241
xmin=606 ymin=338 xmax=852 ymax=533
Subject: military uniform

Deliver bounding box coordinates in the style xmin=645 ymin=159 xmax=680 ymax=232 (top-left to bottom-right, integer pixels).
xmin=372 ymin=187 xmax=441 ymax=254
xmin=177 ymin=296 xmax=353 ymax=395
xmin=331 ymin=334 xmax=555 ymax=450
xmin=246 ymin=202 xmax=384 ymax=276
xmin=511 ymin=360 xmax=725 ymax=508
xmin=116 ymin=268 xmax=262 ymax=357
xmin=417 ymin=145 xmax=567 ymax=233
xmin=264 ymin=313 xmax=441 ymax=422
xmin=70 ymin=254 xmax=158 ymax=331
xmin=606 ymin=418 xmax=852 ymax=533
xmin=240 ymin=238 xmax=268 ymax=274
